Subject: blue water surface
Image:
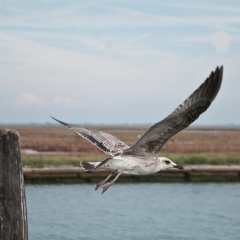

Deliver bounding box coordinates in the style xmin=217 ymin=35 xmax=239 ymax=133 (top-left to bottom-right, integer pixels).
xmin=26 ymin=183 xmax=240 ymax=240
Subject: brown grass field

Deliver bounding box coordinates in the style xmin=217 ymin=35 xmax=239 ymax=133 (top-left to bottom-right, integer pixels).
xmin=1 ymin=125 xmax=240 ymax=167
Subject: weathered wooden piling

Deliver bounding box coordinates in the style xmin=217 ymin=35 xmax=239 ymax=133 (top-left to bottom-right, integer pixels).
xmin=0 ymin=130 xmax=28 ymax=240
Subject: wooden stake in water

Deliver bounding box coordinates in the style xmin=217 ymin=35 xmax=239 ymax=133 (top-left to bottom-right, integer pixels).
xmin=0 ymin=129 xmax=28 ymax=240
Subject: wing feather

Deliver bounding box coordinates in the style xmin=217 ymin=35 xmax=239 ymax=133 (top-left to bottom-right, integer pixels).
xmin=51 ymin=117 xmax=129 ymax=156
xmin=123 ymin=66 xmax=223 ymax=156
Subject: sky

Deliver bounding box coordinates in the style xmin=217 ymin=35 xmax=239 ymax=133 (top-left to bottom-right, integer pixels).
xmin=0 ymin=0 xmax=240 ymax=125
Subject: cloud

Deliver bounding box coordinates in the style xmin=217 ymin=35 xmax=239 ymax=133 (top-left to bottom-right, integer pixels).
xmin=106 ymin=6 xmax=240 ymax=33
xmin=13 ymin=92 xmax=85 ymax=108
xmin=210 ymin=32 xmax=230 ymax=54
xmin=52 ymin=96 xmax=81 ymax=107
xmin=2 ymin=2 xmax=240 ymax=33
xmin=166 ymin=3 xmax=240 ymax=14
xmin=1 ymin=1 xmax=240 ymax=124
xmin=15 ymin=92 xmax=46 ymax=107
xmin=176 ymin=31 xmax=240 ymax=54
xmin=103 ymin=99 xmax=123 ymax=110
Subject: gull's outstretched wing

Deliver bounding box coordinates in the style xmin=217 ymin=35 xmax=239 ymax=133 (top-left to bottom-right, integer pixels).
xmin=123 ymin=66 xmax=223 ymax=156
xmin=51 ymin=117 xmax=129 ymax=157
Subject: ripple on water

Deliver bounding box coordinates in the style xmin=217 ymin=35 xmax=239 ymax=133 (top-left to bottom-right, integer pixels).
xmin=26 ymin=183 xmax=240 ymax=240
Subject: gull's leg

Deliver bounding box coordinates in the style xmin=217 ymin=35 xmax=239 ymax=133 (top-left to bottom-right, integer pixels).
xmin=95 ymin=172 xmax=113 ymax=191
xmin=102 ymin=170 xmax=124 ymax=194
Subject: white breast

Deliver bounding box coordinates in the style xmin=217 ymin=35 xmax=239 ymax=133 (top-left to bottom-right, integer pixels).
xmin=105 ymin=156 xmax=160 ymax=175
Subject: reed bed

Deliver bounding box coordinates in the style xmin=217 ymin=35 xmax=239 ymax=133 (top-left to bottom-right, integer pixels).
xmin=1 ymin=125 xmax=240 ymax=167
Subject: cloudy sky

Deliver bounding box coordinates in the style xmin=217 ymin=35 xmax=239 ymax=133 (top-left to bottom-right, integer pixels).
xmin=1 ymin=0 xmax=240 ymax=125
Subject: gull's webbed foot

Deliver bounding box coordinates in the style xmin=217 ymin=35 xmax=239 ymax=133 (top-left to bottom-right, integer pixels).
xmin=95 ymin=172 xmax=113 ymax=191
xmin=101 ymin=170 xmax=124 ymax=194
xmin=95 ymin=180 xmax=107 ymax=191
xmin=102 ymin=182 xmax=114 ymax=194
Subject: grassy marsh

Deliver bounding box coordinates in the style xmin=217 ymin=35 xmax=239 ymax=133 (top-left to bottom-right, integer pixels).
xmin=1 ymin=125 xmax=239 ymax=168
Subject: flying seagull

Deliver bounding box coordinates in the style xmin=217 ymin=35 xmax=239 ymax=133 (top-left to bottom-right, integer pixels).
xmin=52 ymin=66 xmax=223 ymax=194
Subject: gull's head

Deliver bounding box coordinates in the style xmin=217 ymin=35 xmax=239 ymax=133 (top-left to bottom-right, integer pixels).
xmin=159 ymin=157 xmax=184 ymax=170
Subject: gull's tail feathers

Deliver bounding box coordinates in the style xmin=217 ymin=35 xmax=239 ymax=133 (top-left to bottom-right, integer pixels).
xmin=80 ymin=162 xmax=100 ymax=171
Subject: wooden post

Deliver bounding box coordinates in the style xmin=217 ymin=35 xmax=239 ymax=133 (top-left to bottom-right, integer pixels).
xmin=0 ymin=129 xmax=28 ymax=240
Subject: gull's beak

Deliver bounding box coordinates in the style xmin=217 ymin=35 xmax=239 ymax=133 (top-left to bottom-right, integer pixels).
xmin=173 ymin=164 xmax=184 ymax=170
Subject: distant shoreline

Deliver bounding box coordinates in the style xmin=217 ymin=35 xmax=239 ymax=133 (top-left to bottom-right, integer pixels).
xmin=23 ymin=165 xmax=240 ymax=184
xmin=1 ymin=124 xmax=240 ymax=130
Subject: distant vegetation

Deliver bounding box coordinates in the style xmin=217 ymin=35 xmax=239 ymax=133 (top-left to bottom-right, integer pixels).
xmin=1 ymin=125 xmax=240 ymax=168
xmin=21 ymin=153 xmax=240 ymax=168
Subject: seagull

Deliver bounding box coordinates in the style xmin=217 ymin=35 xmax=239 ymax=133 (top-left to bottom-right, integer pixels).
xmin=52 ymin=66 xmax=223 ymax=194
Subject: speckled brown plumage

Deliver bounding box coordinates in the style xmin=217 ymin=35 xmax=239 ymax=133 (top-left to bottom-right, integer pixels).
xmin=51 ymin=117 xmax=129 ymax=157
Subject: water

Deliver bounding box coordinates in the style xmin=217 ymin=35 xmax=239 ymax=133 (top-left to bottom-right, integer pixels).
xmin=26 ymin=183 xmax=240 ymax=240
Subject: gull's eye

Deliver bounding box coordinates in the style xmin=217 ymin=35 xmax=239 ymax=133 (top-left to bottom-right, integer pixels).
xmin=164 ymin=160 xmax=170 ymax=164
